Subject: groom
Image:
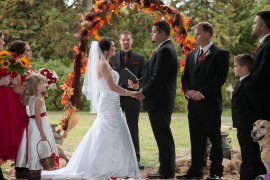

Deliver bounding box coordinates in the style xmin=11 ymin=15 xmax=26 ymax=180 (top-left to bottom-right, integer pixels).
xmin=134 ymin=21 xmax=178 ymax=179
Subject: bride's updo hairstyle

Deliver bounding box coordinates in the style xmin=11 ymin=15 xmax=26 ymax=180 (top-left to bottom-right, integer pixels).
xmin=98 ymin=37 xmax=113 ymax=54
xmin=98 ymin=37 xmax=114 ymax=67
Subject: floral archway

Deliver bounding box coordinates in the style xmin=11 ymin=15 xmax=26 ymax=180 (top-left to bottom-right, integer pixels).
xmin=59 ymin=0 xmax=195 ymax=133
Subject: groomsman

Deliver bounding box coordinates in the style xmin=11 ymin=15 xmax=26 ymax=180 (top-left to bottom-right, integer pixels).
xmin=111 ymin=30 xmax=145 ymax=170
xmin=134 ymin=21 xmax=177 ymax=179
xmin=179 ymin=22 xmax=229 ymax=180
xmin=251 ymin=11 xmax=270 ymax=120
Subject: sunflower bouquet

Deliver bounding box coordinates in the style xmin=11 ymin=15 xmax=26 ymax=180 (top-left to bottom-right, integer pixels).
xmin=0 ymin=50 xmax=30 ymax=78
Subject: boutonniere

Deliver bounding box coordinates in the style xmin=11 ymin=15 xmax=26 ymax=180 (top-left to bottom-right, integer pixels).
xmin=132 ymin=61 xmax=140 ymax=65
xmin=253 ymin=42 xmax=263 ymax=53
xmin=198 ymin=49 xmax=211 ymax=62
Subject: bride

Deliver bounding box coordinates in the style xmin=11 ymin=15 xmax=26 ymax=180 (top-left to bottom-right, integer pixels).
xmin=42 ymin=37 xmax=139 ymax=180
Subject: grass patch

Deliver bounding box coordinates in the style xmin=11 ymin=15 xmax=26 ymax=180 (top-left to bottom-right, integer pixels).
xmin=2 ymin=111 xmax=239 ymax=173
xmin=48 ymin=112 xmax=238 ymax=168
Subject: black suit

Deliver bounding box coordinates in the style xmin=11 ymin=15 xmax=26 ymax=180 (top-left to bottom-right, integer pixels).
xmin=231 ymin=75 xmax=266 ymax=180
xmin=142 ymin=40 xmax=177 ymax=176
xmin=111 ymin=50 xmax=144 ymax=162
xmin=181 ymin=44 xmax=229 ymax=176
xmin=252 ymin=34 xmax=270 ymax=120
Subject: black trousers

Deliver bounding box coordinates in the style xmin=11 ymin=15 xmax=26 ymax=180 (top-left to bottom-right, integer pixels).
xmin=237 ymin=128 xmax=266 ymax=180
xmin=148 ymin=110 xmax=175 ymax=176
xmin=188 ymin=109 xmax=223 ymax=176
xmin=121 ymin=97 xmax=141 ymax=162
xmin=0 ymin=168 xmax=4 ymax=180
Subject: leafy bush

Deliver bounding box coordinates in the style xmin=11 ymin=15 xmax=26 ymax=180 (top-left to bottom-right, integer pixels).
xmin=31 ymin=58 xmax=84 ymax=110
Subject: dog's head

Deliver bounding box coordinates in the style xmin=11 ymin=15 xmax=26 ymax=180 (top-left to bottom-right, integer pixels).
xmin=251 ymin=120 xmax=270 ymax=145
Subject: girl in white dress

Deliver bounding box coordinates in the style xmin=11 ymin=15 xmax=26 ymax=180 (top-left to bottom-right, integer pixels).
xmin=42 ymin=37 xmax=140 ymax=180
xmin=16 ymin=73 xmax=58 ymax=179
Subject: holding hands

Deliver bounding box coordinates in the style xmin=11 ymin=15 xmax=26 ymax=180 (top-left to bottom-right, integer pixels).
xmin=133 ymin=92 xmax=145 ymax=101
xmin=127 ymin=79 xmax=145 ymax=101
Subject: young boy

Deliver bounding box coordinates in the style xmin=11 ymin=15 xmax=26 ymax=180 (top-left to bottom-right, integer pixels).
xmin=232 ymin=54 xmax=266 ymax=180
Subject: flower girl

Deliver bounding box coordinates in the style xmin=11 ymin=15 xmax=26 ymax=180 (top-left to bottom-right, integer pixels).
xmin=16 ymin=73 xmax=58 ymax=180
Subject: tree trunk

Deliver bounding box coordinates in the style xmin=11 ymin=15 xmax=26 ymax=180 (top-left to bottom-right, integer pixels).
xmin=82 ymin=0 xmax=93 ymax=10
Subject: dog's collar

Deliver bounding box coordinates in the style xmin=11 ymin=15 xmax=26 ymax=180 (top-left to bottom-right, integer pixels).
xmin=260 ymin=145 xmax=270 ymax=152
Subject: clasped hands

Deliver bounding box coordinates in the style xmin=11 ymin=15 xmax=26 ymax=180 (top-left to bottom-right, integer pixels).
xmin=186 ymin=90 xmax=204 ymax=101
xmin=127 ymin=79 xmax=145 ymax=101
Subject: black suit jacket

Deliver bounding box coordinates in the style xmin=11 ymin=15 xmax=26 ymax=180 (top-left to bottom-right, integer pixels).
xmin=181 ymin=44 xmax=229 ymax=112
xmin=142 ymin=40 xmax=178 ymax=112
xmin=252 ymin=35 xmax=270 ymax=87
xmin=111 ymin=51 xmax=144 ymax=108
xmin=252 ymin=35 xmax=270 ymax=118
xmin=231 ymin=75 xmax=262 ymax=129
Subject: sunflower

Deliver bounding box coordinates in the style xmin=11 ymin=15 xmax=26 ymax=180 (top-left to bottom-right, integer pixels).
xmin=1 ymin=60 xmax=11 ymax=69
xmin=0 ymin=51 xmax=11 ymax=59
xmin=18 ymin=57 xmax=30 ymax=68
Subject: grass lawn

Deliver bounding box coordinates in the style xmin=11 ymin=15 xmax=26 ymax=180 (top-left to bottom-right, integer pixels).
xmin=48 ymin=111 xmax=238 ymax=168
xmin=2 ymin=111 xmax=239 ymax=175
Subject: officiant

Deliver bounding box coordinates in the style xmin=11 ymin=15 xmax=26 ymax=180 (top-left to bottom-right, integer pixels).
xmin=111 ymin=30 xmax=145 ymax=170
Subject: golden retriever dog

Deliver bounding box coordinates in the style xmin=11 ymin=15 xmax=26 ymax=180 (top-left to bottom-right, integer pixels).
xmin=251 ymin=120 xmax=270 ymax=173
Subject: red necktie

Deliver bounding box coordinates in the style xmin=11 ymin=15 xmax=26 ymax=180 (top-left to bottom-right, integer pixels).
xmin=124 ymin=52 xmax=129 ymax=65
xmin=233 ymin=81 xmax=241 ymax=94
xmin=197 ymin=49 xmax=204 ymax=65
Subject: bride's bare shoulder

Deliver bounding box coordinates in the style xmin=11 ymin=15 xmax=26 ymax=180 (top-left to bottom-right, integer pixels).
xmin=97 ymin=60 xmax=108 ymax=66
xmin=97 ymin=61 xmax=110 ymax=72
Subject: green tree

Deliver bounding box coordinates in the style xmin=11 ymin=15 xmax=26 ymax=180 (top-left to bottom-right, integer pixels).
xmin=0 ymin=0 xmax=83 ymax=59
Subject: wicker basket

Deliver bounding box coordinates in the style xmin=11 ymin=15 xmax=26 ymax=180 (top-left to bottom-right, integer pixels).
xmin=37 ymin=140 xmax=55 ymax=170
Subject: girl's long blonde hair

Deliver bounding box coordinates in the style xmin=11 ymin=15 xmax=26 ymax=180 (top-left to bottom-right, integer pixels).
xmin=22 ymin=73 xmax=47 ymax=105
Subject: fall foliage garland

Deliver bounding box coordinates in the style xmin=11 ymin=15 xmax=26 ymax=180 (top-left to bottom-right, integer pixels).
xmin=59 ymin=0 xmax=195 ymax=133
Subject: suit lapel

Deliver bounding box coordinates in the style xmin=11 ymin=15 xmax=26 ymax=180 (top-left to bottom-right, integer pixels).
xmin=116 ymin=52 xmax=122 ymax=71
xmin=254 ymin=35 xmax=270 ymax=60
xmin=193 ymin=49 xmax=199 ymax=70
xmin=194 ymin=45 xmax=216 ymax=72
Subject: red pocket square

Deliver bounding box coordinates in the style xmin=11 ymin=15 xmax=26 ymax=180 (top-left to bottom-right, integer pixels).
xmin=132 ymin=61 xmax=140 ymax=65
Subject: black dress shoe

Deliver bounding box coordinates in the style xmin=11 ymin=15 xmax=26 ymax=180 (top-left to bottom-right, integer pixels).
xmin=176 ymin=173 xmax=203 ymax=179
xmin=147 ymin=172 xmax=174 ymax=179
xmin=138 ymin=162 xmax=144 ymax=170
xmin=206 ymin=175 xmax=220 ymax=180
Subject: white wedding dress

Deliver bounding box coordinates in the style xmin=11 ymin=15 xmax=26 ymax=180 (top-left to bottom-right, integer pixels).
xmin=42 ymin=70 xmax=139 ymax=180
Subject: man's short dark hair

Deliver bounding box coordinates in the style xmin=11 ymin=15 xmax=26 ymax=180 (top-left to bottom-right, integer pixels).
xmin=257 ymin=11 xmax=270 ymax=29
xmin=120 ymin=30 xmax=133 ymax=39
xmin=195 ymin=22 xmax=214 ymax=36
xmin=153 ymin=21 xmax=170 ymax=36
xmin=234 ymin=54 xmax=254 ymax=72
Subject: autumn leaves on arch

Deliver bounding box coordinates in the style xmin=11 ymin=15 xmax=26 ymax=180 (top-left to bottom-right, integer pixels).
xmin=59 ymin=0 xmax=194 ymax=133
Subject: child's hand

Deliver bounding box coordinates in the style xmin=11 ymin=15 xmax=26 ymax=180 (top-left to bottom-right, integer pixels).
xmin=40 ymin=133 xmax=47 ymax=141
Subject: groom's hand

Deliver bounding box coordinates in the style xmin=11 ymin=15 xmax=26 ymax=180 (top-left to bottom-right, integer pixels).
xmin=133 ymin=91 xmax=145 ymax=101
